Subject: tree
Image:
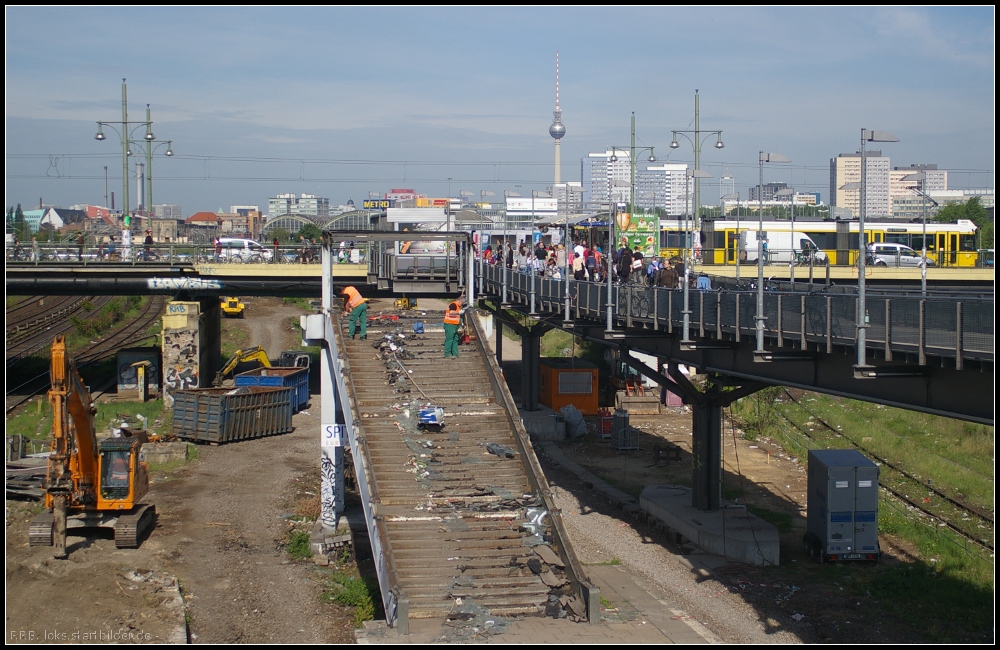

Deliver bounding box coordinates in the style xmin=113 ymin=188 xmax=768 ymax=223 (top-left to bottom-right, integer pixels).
xmin=933 ymin=196 xmax=993 ymax=249
xmin=295 ymin=223 xmax=321 ymax=242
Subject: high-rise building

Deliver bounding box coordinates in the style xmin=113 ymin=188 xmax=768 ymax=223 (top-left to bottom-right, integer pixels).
xmin=581 ymin=151 xmax=632 ymax=207
xmin=829 ymin=151 xmax=892 ymax=218
xmin=268 ymin=193 xmax=330 ymax=218
xmin=748 ymin=182 xmax=789 ymax=202
xmin=636 ymin=164 xmax=690 ymax=216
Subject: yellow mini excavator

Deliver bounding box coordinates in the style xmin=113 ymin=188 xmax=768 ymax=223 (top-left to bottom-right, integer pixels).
xmin=29 ymin=336 xmax=156 ymax=558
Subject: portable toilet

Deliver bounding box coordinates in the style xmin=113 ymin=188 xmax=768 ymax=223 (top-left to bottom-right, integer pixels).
xmin=804 ymin=449 xmax=880 ymax=563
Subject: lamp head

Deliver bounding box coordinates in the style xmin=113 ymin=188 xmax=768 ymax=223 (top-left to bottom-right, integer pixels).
xmin=165 ymin=142 xmax=174 ymax=157
xmin=95 ymin=124 xmax=106 ymax=141
xmin=714 ymin=136 xmax=725 ymax=149
xmin=647 ymin=151 xmax=657 ymax=163
xmin=669 ymin=133 xmax=680 ymax=149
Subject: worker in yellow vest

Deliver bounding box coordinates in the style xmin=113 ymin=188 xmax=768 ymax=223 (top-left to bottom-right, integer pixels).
xmin=341 ymin=286 xmax=368 ymax=340
xmin=443 ymin=297 xmax=465 ymax=357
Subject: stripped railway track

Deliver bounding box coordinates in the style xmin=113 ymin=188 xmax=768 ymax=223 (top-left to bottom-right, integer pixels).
xmin=774 ymin=388 xmax=994 ymax=553
xmin=6 ymin=296 xmax=103 ymax=363
xmin=6 ymin=296 xmax=166 ymax=415
xmin=340 ymin=305 xmax=593 ymax=628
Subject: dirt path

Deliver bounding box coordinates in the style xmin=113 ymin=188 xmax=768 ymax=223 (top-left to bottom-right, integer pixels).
xmin=6 ymin=297 xmax=355 ymax=644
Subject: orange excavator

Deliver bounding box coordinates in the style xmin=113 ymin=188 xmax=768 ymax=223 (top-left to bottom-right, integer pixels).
xmin=29 ymin=336 xmax=156 ymax=558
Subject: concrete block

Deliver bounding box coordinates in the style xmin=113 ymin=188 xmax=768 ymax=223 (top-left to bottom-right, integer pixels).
xmin=640 ymin=484 xmax=780 ymax=566
xmin=140 ymin=441 xmax=190 ymax=464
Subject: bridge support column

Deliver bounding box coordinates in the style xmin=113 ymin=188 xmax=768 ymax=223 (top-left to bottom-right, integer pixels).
xmin=691 ymin=386 xmax=724 ymax=511
xmin=198 ymin=297 xmax=222 ymax=388
xmin=521 ymin=330 xmax=541 ymax=410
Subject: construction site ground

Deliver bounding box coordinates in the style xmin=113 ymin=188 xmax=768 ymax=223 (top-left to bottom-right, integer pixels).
xmin=4 ymin=297 xmax=939 ymax=643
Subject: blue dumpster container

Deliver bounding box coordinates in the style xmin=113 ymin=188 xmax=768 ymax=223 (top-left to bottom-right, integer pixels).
xmin=234 ymin=367 xmax=309 ymax=412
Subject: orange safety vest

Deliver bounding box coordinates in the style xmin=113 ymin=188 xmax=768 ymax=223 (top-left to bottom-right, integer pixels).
xmin=343 ymin=286 xmax=364 ymax=309
xmin=444 ymin=302 xmax=461 ymax=325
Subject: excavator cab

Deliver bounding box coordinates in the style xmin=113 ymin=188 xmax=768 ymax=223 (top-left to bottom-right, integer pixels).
xmin=98 ymin=437 xmax=148 ymax=504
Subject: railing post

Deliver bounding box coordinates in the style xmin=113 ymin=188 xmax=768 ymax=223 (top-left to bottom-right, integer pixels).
xmin=884 ymin=299 xmax=892 ymax=362
xmin=955 ymin=302 xmax=963 ymax=370
xmin=918 ymin=299 xmax=926 ymax=366
xmin=799 ymin=295 xmax=806 ymax=350
xmin=776 ymin=294 xmax=783 ymax=348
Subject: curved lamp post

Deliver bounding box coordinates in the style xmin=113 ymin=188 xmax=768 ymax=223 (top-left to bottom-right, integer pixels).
xmin=720 ymin=192 xmax=740 ymax=280
xmin=95 ymin=80 xmax=170 ymax=257
xmin=670 ymin=90 xmax=724 ymax=233
xmin=682 ymin=168 xmax=712 ymax=347
xmin=854 ymin=129 xmax=899 ymax=377
xmin=774 ymin=188 xmax=795 ymax=283
xmin=901 ymin=172 xmax=936 ymax=295
xmin=754 ymin=152 xmax=791 ymax=359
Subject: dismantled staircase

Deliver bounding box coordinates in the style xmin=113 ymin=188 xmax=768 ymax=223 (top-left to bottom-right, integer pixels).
xmin=339 ymin=307 xmax=594 ymax=628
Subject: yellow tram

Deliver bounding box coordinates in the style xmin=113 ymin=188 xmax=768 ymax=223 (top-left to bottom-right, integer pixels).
xmin=657 ymin=218 xmax=980 ymax=267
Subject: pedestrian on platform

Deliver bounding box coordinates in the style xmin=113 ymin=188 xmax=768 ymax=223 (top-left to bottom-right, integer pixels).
xmin=341 ymin=286 xmax=368 ymax=340
xmin=443 ymin=297 xmax=465 ymax=358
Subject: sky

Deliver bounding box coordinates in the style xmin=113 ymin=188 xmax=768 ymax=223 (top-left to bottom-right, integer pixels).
xmin=5 ymin=7 xmax=995 ymax=217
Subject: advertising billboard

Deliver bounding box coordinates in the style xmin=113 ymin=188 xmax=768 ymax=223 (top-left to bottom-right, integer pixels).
xmin=615 ymin=213 xmax=659 ymax=258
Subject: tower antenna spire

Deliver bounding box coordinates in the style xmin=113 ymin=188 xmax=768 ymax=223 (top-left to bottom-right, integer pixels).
xmin=549 ymin=51 xmax=566 ymax=184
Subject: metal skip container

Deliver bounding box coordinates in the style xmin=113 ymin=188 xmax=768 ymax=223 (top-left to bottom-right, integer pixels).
xmin=804 ymin=449 xmax=880 ymax=562
xmin=171 ymin=386 xmax=294 ymax=443
xmin=234 ymin=367 xmax=310 ymax=412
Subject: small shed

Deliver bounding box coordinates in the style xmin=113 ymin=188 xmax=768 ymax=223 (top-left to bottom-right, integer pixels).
xmin=538 ymin=358 xmax=599 ymax=416
xmin=117 ymin=347 xmax=162 ymax=399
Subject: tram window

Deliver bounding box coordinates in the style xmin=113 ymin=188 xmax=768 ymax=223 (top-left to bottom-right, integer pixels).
xmin=809 ymin=233 xmax=838 ymax=249
xmin=960 ymin=235 xmax=976 ymax=251
xmin=885 ymin=233 xmax=909 ymax=245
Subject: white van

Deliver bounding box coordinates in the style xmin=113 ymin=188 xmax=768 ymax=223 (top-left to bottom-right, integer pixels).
xmin=742 ymin=230 xmax=827 ymax=265
xmin=217 ymin=238 xmax=272 ymax=263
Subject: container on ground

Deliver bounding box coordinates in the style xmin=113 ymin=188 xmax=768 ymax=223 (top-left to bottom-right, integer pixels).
xmin=171 ymin=386 xmax=294 ymax=444
xmin=234 ymin=366 xmax=309 ymax=412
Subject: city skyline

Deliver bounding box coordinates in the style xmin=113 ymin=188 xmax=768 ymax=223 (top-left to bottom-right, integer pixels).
xmin=5 ymin=7 xmax=994 ymax=216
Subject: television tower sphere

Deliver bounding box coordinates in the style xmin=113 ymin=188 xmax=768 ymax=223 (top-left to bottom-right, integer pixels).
xmin=549 ymin=119 xmax=566 ymax=139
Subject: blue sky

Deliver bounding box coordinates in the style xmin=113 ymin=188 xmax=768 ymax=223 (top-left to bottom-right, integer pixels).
xmin=5 ymin=6 xmax=994 ymax=216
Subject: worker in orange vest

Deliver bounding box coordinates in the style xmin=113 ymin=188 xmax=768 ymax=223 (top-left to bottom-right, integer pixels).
xmin=341 ymin=286 xmax=368 ymax=340
xmin=443 ymin=296 xmax=465 ymax=357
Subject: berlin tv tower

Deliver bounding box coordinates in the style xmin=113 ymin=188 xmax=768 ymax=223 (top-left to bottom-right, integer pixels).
xmin=548 ymin=52 xmax=566 ymax=185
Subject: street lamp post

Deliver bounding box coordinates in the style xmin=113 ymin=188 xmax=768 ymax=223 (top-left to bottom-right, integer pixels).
xmin=901 ymin=172 xmax=936 ymax=295
xmin=755 ymin=152 xmax=791 ymax=358
xmin=501 ymin=190 xmax=520 ymax=307
xmin=681 ymin=169 xmax=712 ymax=346
xmin=670 ymin=89 xmax=725 ymax=233
xmin=775 ymin=188 xmax=795 ymax=283
xmin=854 ymin=129 xmax=899 ymax=376
xmin=94 ymin=79 xmax=165 ymax=257
xmin=720 ymin=192 xmax=740 ymax=280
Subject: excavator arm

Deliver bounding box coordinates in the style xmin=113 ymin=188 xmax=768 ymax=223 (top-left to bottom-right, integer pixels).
xmin=46 ymin=335 xmax=98 ymax=509
xmin=213 ymin=346 xmax=271 ymax=386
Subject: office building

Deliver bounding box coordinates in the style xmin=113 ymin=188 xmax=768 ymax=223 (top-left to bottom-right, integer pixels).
xmin=829 ymin=151 xmax=892 ymax=218
xmin=268 ymin=193 xmax=330 ymax=218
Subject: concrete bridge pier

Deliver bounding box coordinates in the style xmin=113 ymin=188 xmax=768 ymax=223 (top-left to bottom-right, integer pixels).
xmin=198 ymin=297 xmax=222 ymax=387
xmin=520 ymin=329 xmax=541 ymax=411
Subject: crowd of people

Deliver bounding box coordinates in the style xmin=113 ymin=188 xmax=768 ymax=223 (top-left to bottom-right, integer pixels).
xmin=478 ymin=237 xmax=709 ymax=289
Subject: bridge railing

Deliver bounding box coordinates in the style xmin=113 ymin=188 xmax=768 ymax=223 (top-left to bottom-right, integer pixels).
xmin=476 ymin=262 xmax=993 ymax=366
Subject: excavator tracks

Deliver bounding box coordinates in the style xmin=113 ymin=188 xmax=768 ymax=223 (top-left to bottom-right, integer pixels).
xmin=114 ymin=504 xmax=157 ymax=549
xmin=28 ymin=511 xmax=55 ymax=547
xmin=342 ymin=309 xmax=590 ymax=624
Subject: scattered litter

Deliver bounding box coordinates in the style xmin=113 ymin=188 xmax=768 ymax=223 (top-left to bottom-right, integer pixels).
xmin=791 ymin=613 xmax=805 ymax=621
xmin=485 ymin=442 xmax=516 ymax=458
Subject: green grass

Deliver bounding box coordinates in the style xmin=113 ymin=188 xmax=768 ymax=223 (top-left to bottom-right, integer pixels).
xmin=728 ymin=389 xmax=994 ymax=642
xmin=286 ymin=531 xmax=312 ymax=560
xmin=321 ymin=569 xmax=378 ymax=627
xmin=586 ymin=558 xmax=623 ymax=566
xmin=746 ymin=506 xmax=794 ymax=533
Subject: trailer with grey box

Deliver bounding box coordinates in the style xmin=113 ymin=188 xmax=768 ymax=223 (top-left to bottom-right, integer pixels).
xmin=804 ymin=449 xmax=880 ymax=563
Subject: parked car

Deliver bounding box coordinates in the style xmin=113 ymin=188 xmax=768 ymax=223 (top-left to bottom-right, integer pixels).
xmin=867 ymin=243 xmax=935 ymax=268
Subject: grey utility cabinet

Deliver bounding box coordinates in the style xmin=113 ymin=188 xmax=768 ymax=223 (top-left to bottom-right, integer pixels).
xmin=804 ymin=449 xmax=880 ymax=562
